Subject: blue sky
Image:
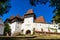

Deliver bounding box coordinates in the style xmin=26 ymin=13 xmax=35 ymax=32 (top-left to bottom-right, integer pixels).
xmin=2 ymin=0 xmax=55 ymax=23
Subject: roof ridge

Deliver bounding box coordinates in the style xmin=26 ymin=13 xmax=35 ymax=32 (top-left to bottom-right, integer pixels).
xmin=35 ymin=16 xmax=46 ymax=23
xmin=9 ymin=15 xmax=15 ymax=19
xmin=25 ymin=9 xmax=34 ymax=14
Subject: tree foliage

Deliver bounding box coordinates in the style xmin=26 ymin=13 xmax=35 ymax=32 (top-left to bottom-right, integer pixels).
xmin=29 ymin=0 xmax=48 ymax=6
xmin=0 ymin=0 xmax=11 ymax=16
xmin=29 ymin=0 xmax=60 ymax=23
xmin=4 ymin=23 xmax=10 ymax=35
xmin=50 ymin=0 xmax=60 ymax=23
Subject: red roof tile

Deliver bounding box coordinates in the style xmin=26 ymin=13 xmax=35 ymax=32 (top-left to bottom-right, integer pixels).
xmin=16 ymin=14 xmax=20 ymax=18
xmin=9 ymin=16 xmax=15 ymax=20
xmin=25 ymin=9 xmax=34 ymax=15
xmin=35 ymin=16 xmax=46 ymax=23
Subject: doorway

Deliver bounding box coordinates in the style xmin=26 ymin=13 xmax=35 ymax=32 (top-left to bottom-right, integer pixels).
xmin=26 ymin=30 xmax=31 ymax=34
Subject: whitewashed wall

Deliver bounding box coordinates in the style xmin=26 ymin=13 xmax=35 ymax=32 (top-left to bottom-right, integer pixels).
xmin=34 ymin=23 xmax=58 ymax=32
xmin=56 ymin=24 xmax=60 ymax=33
xmin=15 ymin=22 xmax=22 ymax=33
xmin=24 ymin=17 xmax=34 ymax=23
xmin=8 ymin=16 xmax=60 ymax=35
xmin=21 ymin=23 xmax=35 ymax=34
xmin=9 ymin=22 xmax=22 ymax=36
xmin=21 ymin=16 xmax=59 ymax=34
xmin=9 ymin=21 xmax=59 ymax=35
xmin=9 ymin=22 xmax=16 ymax=36
xmin=57 ymin=30 xmax=60 ymax=33
xmin=34 ymin=23 xmax=48 ymax=32
xmin=21 ymin=17 xmax=34 ymax=34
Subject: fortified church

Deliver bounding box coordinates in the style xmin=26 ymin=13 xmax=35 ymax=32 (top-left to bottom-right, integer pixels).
xmin=5 ymin=9 xmax=60 ymax=36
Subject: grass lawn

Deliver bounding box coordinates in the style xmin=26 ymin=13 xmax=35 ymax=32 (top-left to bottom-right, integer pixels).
xmin=0 ymin=34 xmax=60 ymax=40
xmin=33 ymin=34 xmax=60 ymax=39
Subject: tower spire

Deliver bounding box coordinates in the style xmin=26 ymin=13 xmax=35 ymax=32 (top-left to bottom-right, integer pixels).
xmin=25 ymin=9 xmax=34 ymax=15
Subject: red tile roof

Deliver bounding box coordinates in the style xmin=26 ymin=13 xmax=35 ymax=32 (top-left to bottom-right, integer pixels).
xmin=9 ymin=14 xmax=21 ymax=20
xmin=16 ymin=14 xmax=21 ymax=18
xmin=9 ymin=16 xmax=15 ymax=20
xmin=35 ymin=16 xmax=46 ymax=23
xmin=6 ymin=9 xmax=46 ymax=23
xmin=25 ymin=9 xmax=34 ymax=15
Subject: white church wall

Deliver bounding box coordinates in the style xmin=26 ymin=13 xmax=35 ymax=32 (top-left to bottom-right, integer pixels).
xmin=35 ymin=23 xmax=48 ymax=32
xmin=15 ymin=22 xmax=22 ymax=33
xmin=24 ymin=17 xmax=34 ymax=23
xmin=8 ymin=16 xmax=59 ymax=35
xmin=34 ymin=23 xmax=41 ymax=31
xmin=19 ymin=23 xmax=22 ymax=32
xmin=35 ymin=23 xmax=58 ymax=32
xmin=21 ymin=23 xmax=35 ymax=34
xmin=56 ymin=24 xmax=60 ymax=33
xmin=23 ymin=28 xmax=33 ymax=34
xmin=21 ymin=22 xmax=58 ymax=35
xmin=57 ymin=30 xmax=60 ymax=33
xmin=9 ymin=22 xmax=16 ymax=36
xmin=9 ymin=22 xmax=22 ymax=36
xmin=48 ymin=24 xmax=58 ymax=32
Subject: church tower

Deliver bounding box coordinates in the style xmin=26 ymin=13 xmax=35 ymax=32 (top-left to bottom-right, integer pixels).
xmin=24 ymin=9 xmax=36 ymax=23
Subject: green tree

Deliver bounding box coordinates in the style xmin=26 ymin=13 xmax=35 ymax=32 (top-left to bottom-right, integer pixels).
xmin=29 ymin=0 xmax=48 ymax=6
xmin=29 ymin=0 xmax=60 ymax=23
xmin=4 ymin=23 xmax=11 ymax=36
xmin=0 ymin=0 xmax=10 ymax=16
xmin=50 ymin=0 xmax=60 ymax=23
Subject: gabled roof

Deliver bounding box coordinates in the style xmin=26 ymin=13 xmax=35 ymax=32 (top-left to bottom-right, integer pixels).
xmin=9 ymin=14 xmax=21 ymax=20
xmin=5 ymin=9 xmax=46 ymax=23
xmin=9 ymin=16 xmax=15 ymax=20
xmin=5 ymin=15 xmax=23 ymax=23
xmin=15 ymin=14 xmax=21 ymax=18
xmin=35 ymin=16 xmax=46 ymax=23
